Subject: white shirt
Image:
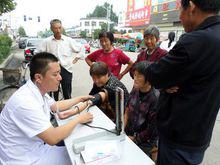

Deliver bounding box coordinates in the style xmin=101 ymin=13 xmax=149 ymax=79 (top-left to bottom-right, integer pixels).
xmin=160 ymin=40 xmax=176 ymax=51
xmin=0 ymin=80 xmax=55 ymax=164
xmin=39 ymin=35 xmax=85 ymax=72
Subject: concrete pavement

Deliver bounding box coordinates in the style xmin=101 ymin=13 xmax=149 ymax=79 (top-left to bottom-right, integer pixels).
xmin=71 ymin=50 xmax=220 ymax=165
xmin=0 ymin=48 xmax=219 ymax=164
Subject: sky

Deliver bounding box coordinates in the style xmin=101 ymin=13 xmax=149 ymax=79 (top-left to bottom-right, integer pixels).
xmin=12 ymin=0 xmax=127 ymax=28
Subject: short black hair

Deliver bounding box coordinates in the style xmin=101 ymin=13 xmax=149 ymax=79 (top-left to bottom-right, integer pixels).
xmin=168 ymin=31 xmax=175 ymax=48
xmin=134 ymin=61 xmax=151 ymax=82
xmin=90 ymin=62 xmax=110 ymax=77
xmin=99 ymin=31 xmax=114 ymax=44
xmin=181 ymin=0 xmax=220 ymax=13
xmin=30 ymin=52 xmax=59 ymax=81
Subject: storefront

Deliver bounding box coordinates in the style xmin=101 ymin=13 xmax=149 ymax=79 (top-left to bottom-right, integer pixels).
xmin=150 ymin=0 xmax=184 ymax=41
xmin=125 ymin=0 xmax=184 ymax=41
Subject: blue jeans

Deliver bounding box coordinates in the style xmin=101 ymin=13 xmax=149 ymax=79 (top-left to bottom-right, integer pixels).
xmin=157 ymin=138 xmax=205 ymax=165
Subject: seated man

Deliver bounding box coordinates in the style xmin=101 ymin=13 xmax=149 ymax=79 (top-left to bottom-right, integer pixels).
xmin=89 ymin=62 xmax=129 ymax=121
xmin=124 ymin=61 xmax=158 ymax=162
xmin=0 ymin=52 xmax=93 ymax=164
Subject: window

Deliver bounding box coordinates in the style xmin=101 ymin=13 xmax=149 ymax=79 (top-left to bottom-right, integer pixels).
xmin=85 ymin=21 xmax=90 ymax=26
xmin=99 ymin=22 xmax=104 ymax=26
xmin=92 ymin=21 xmax=96 ymax=26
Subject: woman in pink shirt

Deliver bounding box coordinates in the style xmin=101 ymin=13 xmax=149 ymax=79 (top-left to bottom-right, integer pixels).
xmin=85 ymin=31 xmax=134 ymax=80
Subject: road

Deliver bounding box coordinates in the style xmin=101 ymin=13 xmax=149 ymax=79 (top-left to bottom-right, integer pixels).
xmin=1 ymin=47 xmax=220 ymax=164
xmin=71 ymin=49 xmax=220 ymax=165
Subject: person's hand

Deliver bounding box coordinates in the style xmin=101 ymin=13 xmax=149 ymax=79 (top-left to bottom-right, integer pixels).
xmin=77 ymin=112 xmax=93 ymax=124
xmin=165 ymin=86 xmax=179 ymax=93
xmin=118 ymin=74 xmax=123 ymax=80
xmin=72 ymin=57 xmax=79 ymax=64
xmin=128 ymin=136 xmax=135 ymax=141
xmin=80 ymin=95 xmax=94 ymax=102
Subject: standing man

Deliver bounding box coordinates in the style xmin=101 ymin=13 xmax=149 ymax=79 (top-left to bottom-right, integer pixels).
xmin=0 ymin=52 xmax=93 ymax=164
xmin=146 ymin=0 xmax=220 ymax=164
xmin=40 ymin=19 xmax=84 ymax=100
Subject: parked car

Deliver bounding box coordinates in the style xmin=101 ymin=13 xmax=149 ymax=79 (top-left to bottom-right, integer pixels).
xmin=73 ymin=38 xmax=90 ymax=53
xmin=24 ymin=38 xmax=43 ymax=62
xmin=18 ymin=37 xmax=28 ymax=49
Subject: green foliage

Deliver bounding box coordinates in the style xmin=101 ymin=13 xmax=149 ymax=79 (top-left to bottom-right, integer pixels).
xmin=18 ymin=26 xmax=26 ymax=37
xmin=93 ymin=29 xmax=101 ymax=39
xmin=0 ymin=34 xmax=12 ymax=63
xmin=0 ymin=0 xmax=16 ymax=15
xmin=110 ymin=24 xmax=116 ymax=33
xmin=120 ymin=29 xmax=127 ymax=34
xmin=115 ymin=38 xmax=129 ymax=44
xmin=37 ymin=29 xmax=53 ymax=38
xmin=86 ymin=2 xmax=118 ymax=23
xmin=62 ymin=28 xmax=67 ymax=35
xmin=80 ymin=31 xmax=87 ymax=38
xmin=101 ymin=23 xmax=108 ymax=31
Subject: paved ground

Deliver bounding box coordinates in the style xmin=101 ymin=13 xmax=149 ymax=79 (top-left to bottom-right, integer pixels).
xmin=71 ymin=49 xmax=220 ymax=165
xmin=0 ymin=47 xmax=220 ymax=164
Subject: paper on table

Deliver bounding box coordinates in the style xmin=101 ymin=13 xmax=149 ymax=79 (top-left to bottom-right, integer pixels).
xmin=80 ymin=140 xmax=121 ymax=165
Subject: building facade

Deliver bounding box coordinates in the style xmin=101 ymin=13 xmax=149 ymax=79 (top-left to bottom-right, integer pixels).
xmin=78 ymin=17 xmax=111 ymax=37
xmin=124 ymin=0 xmax=184 ymax=41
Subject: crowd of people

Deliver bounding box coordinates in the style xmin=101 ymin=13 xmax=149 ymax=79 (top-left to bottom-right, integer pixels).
xmin=0 ymin=0 xmax=220 ymax=164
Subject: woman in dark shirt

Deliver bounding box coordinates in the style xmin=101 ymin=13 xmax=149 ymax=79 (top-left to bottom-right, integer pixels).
xmin=89 ymin=62 xmax=129 ymax=121
xmin=130 ymin=25 xmax=167 ymax=78
xmin=125 ymin=61 xmax=158 ymax=161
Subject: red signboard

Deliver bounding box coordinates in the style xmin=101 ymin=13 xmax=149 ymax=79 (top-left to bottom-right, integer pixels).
xmin=125 ymin=0 xmax=152 ymax=27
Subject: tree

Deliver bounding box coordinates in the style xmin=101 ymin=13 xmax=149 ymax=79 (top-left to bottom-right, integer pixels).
xmin=62 ymin=27 xmax=66 ymax=35
xmin=80 ymin=31 xmax=87 ymax=38
xmin=86 ymin=3 xmax=118 ymax=23
xmin=93 ymin=29 xmax=101 ymax=39
xmin=101 ymin=23 xmax=108 ymax=31
xmin=18 ymin=26 xmax=26 ymax=37
xmin=37 ymin=29 xmax=52 ymax=38
xmin=0 ymin=0 xmax=16 ymax=15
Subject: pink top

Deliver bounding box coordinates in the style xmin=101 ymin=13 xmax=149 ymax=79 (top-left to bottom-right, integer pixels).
xmin=87 ymin=49 xmax=130 ymax=78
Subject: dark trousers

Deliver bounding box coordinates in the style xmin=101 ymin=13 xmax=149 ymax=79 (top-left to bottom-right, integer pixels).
xmin=157 ymin=138 xmax=205 ymax=165
xmin=53 ymin=66 xmax=72 ymax=101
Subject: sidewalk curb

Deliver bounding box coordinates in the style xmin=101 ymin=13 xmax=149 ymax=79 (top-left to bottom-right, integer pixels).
xmin=0 ymin=41 xmax=17 ymax=69
xmin=0 ymin=52 xmax=15 ymax=69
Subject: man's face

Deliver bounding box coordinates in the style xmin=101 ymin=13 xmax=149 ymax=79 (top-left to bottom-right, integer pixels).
xmin=144 ymin=34 xmax=158 ymax=50
xmin=100 ymin=37 xmax=112 ymax=52
xmin=179 ymin=3 xmax=194 ymax=32
xmin=51 ymin=22 xmax=62 ymax=38
xmin=41 ymin=62 xmax=62 ymax=92
xmin=91 ymin=74 xmax=109 ymax=87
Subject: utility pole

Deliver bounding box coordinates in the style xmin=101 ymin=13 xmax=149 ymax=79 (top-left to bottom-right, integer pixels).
xmin=106 ymin=6 xmax=111 ymax=31
xmin=102 ymin=5 xmax=111 ymax=31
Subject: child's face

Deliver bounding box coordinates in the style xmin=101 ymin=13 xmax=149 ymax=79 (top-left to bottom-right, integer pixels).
xmin=133 ymin=71 xmax=150 ymax=90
